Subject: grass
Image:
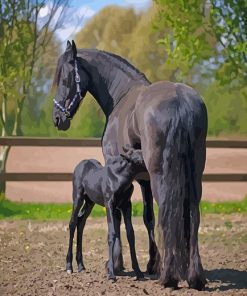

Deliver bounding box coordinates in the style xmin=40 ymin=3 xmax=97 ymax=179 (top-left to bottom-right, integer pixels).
xmin=0 ymin=196 xmax=246 ymax=220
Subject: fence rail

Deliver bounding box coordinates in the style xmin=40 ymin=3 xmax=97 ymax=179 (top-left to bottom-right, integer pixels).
xmin=1 ymin=137 xmax=247 ymax=148
xmin=0 ymin=173 xmax=246 ymax=182
xmin=1 ymin=137 xmax=247 ymax=182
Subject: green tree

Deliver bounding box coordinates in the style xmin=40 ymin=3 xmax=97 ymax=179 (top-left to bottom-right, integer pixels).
xmin=154 ymin=0 xmax=247 ymax=86
xmin=0 ymin=0 xmax=69 ymax=193
xmin=127 ymin=4 xmax=170 ymax=82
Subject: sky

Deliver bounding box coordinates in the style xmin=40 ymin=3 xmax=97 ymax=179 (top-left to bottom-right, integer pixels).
xmin=39 ymin=0 xmax=151 ymax=44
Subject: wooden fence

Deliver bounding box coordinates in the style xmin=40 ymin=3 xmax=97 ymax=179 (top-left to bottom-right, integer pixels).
xmin=0 ymin=137 xmax=247 ymax=182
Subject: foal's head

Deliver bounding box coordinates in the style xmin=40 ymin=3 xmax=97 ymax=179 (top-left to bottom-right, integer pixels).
xmin=108 ymin=149 xmax=145 ymax=176
xmin=52 ymin=40 xmax=89 ymax=130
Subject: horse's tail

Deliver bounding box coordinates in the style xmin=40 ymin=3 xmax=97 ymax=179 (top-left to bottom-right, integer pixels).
xmin=157 ymin=116 xmax=193 ymax=284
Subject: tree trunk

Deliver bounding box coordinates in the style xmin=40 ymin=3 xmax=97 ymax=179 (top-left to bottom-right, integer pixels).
xmin=0 ymin=145 xmax=10 ymax=195
xmin=12 ymin=99 xmax=24 ymax=136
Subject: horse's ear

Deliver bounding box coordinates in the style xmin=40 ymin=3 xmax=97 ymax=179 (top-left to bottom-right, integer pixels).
xmin=72 ymin=40 xmax=77 ymax=59
xmin=65 ymin=40 xmax=76 ymax=62
xmin=66 ymin=40 xmax=72 ymax=51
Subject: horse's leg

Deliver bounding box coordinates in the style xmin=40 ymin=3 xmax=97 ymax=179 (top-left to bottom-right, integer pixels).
xmin=121 ymin=198 xmax=144 ymax=279
xmin=76 ymin=199 xmax=95 ymax=272
xmin=138 ymin=180 xmax=158 ymax=274
xmin=106 ymin=199 xmax=117 ymax=281
xmin=66 ymin=196 xmax=84 ymax=273
xmin=187 ymin=140 xmax=207 ymax=290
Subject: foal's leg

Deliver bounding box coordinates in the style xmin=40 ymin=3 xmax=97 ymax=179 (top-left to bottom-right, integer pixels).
xmin=138 ymin=180 xmax=158 ymax=274
xmin=106 ymin=199 xmax=118 ymax=281
xmin=76 ymin=199 xmax=95 ymax=272
xmin=66 ymin=196 xmax=84 ymax=273
xmin=121 ymin=198 xmax=144 ymax=279
xmin=113 ymin=209 xmax=125 ymax=273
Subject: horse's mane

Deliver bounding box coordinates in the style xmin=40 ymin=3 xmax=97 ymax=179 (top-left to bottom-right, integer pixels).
xmin=53 ymin=48 xmax=150 ymax=88
xmin=52 ymin=55 xmax=64 ymax=88
xmin=98 ymin=50 xmax=150 ymax=83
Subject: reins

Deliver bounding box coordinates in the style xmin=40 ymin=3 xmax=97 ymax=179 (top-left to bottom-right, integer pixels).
xmin=53 ymin=59 xmax=82 ymax=118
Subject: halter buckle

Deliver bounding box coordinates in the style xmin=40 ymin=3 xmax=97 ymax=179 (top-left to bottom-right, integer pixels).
xmin=65 ymin=109 xmax=71 ymax=118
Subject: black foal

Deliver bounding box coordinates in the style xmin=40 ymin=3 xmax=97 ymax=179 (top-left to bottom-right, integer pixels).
xmin=66 ymin=150 xmax=145 ymax=280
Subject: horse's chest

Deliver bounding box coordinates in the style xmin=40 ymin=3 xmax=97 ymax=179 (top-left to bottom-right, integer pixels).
xmin=102 ymin=108 xmax=139 ymax=158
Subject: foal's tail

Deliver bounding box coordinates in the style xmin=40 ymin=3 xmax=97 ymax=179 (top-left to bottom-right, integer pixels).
xmin=157 ymin=117 xmax=193 ymax=284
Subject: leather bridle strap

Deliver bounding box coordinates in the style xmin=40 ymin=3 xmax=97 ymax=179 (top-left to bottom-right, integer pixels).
xmin=53 ymin=59 xmax=82 ymax=118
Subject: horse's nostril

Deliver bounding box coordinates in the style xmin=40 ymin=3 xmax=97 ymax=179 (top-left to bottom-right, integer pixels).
xmin=55 ymin=116 xmax=60 ymax=127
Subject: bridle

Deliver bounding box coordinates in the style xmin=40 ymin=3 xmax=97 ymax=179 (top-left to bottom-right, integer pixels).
xmin=53 ymin=59 xmax=82 ymax=118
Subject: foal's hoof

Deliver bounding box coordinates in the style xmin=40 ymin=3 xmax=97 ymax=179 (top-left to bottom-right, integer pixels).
xmin=108 ymin=274 xmax=117 ymax=282
xmin=66 ymin=263 xmax=73 ymax=274
xmin=188 ymin=277 xmax=207 ymax=291
xmin=78 ymin=263 xmax=86 ymax=273
xmin=66 ymin=269 xmax=73 ymax=274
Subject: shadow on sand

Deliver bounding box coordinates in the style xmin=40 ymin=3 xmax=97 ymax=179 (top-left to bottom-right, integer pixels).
xmin=205 ymin=269 xmax=247 ymax=291
xmin=116 ymin=268 xmax=247 ymax=291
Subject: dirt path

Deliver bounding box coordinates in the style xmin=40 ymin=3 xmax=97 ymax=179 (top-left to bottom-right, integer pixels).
xmin=5 ymin=147 xmax=247 ymax=203
xmin=0 ymin=215 xmax=246 ymax=296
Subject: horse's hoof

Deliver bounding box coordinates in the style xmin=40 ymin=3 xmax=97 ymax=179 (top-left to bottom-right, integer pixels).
xmin=114 ymin=264 xmax=125 ymax=273
xmin=161 ymin=278 xmax=178 ymax=289
xmin=188 ymin=278 xmax=207 ymax=291
xmin=135 ymin=271 xmax=144 ymax=280
xmin=66 ymin=269 xmax=73 ymax=274
xmin=78 ymin=264 xmax=86 ymax=273
xmin=146 ymin=261 xmax=157 ymax=275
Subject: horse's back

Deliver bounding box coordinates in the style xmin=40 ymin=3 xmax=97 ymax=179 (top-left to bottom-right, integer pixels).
xmin=137 ymin=81 xmax=207 ymax=138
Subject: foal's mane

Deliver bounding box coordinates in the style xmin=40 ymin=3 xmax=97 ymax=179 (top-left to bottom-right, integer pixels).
xmin=53 ymin=48 xmax=150 ymax=88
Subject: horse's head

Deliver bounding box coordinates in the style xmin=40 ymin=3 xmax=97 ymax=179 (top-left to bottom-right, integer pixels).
xmin=52 ymin=40 xmax=89 ymax=130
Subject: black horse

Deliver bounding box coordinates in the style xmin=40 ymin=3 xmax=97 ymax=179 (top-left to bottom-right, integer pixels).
xmin=52 ymin=41 xmax=207 ymax=290
xmin=67 ymin=150 xmax=145 ymax=280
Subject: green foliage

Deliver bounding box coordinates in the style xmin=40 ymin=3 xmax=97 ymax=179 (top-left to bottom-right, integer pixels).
xmin=155 ymin=0 xmax=247 ymax=86
xmin=76 ymin=6 xmax=140 ymax=58
xmin=0 ymin=199 xmax=106 ymax=220
xmin=204 ymin=83 xmax=247 ymax=136
xmin=0 ymin=197 xmax=246 ymax=220
xmin=200 ymin=197 xmax=247 ymax=215
xmin=0 ymin=0 xmax=65 ymax=137
xmin=210 ymin=0 xmax=247 ymax=85
xmin=75 ymin=5 xmax=170 ymax=82
xmin=0 ymin=192 xmax=6 ymax=202
xmin=154 ymin=0 xmax=247 ymax=135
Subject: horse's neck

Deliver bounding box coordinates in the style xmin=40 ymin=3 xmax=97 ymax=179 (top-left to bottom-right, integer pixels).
xmin=78 ymin=50 xmax=149 ymax=117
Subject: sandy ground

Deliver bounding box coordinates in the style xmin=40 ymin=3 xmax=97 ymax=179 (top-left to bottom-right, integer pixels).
xmin=0 ymin=215 xmax=246 ymax=296
xmin=5 ymin=147 xmax=247 ymax=203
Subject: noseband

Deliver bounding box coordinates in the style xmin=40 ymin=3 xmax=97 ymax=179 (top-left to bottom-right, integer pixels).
xmin=53 ymin=60 xmax=83 ymax=118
